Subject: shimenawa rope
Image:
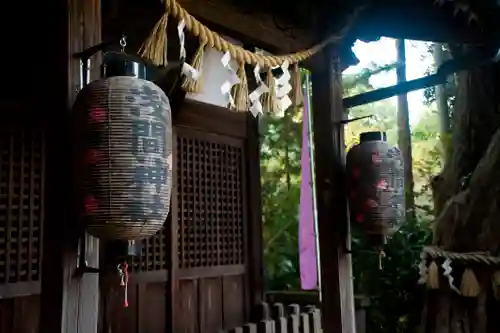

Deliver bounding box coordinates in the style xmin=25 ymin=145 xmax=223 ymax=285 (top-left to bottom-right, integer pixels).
xmin=140 ymin=0 xmax=364 ymax=67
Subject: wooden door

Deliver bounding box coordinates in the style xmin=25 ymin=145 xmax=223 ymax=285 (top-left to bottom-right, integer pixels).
xmin=100 ymin=101 xmax=260 ymax=333
xmin=171 ymin=102 xmax=251 ymax=333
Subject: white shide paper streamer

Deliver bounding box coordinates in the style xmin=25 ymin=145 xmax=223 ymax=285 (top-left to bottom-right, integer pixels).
xmin=442 ymin=258 xmax=460 ymax=294
xmin=177 ymin=20 xmax=200 ymax=81
xmin=220 ymin=51 xmax=240 ymax=109
xmin=273 ymin=61 xmax=292 ymax=117
xmin=248 ymin=64 xmax=269 ymax=117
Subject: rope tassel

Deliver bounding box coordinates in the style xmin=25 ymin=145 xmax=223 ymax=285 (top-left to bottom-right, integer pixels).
xmin=460 ymin=268 xmax=480 ymax=297
xmin=139 ymin=13 xmax=169 ymax=66
xmin=263 ymin=68 xmax=277 ymax=114
xmin=492 ymin=270 xmax=500 ymax=299
xmin=426 ymin=260 xmax=440 ymax=289
xmin=182 ymin=41 xmax=206 ymax=93
xmin=231 ymin=63 xmax=249 ymax=112
xmin=290 ymin=63 xmax=303 ymax=107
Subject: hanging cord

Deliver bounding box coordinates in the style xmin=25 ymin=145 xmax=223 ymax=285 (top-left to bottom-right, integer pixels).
xmin=117 ymin=261 xmax=130 ymax=308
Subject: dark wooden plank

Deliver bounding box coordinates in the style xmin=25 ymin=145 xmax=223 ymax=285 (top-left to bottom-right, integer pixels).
xmin=223 ymin=275 xmax=245 ymax=330
xmin=199 ymin=277 xmax=223 ymax=333
xmin=12 ymin=296 xmax=40 ymax=333
xmin=144 ymin=283 xmax=167 ymax=333
xmin=174 ymin=279 xmax=199 ymax=333
xmin=245 ymin=113 xmax=264 ymax=316
xmin=66 ymin=0 xmax=102 ymax=332
xmin=137 ymin=284 xmax=147 ymax=333
xmin=0 ymin=296 xmax=40 ymax=333
xmin=0 ymin=299 xmax=13 ymax=333
xmin=0 ymin=282 xmax=40 ymax=299
xmin=175 ymin=101 xmax=247 ymax=139
xmin=177 ymin=265 xmax=245 ymax=279
xmin=103 ymin=283 xmax=138 ymax=333
xmin=39 ymin=0 xmax=102 ymax=332
xmin=310 ymin=47 xmax=356 ymax=332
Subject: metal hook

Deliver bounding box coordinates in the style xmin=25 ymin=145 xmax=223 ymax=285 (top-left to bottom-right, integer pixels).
xmin=120 ymin=36 xmax=127 ymax=52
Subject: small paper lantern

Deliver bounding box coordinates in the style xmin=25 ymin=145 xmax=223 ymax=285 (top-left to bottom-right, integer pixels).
xmin=72 ymin=76 xmax=172 ymax=240
xmin=346 ymin=131 xmax=405 ymax=240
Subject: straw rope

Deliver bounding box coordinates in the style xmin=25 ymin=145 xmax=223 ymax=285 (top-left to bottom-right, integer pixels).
xmin=146 ymin=0 xmax=364 ymax=67
xmin=423 ymin=246 xmax=500 ymax=265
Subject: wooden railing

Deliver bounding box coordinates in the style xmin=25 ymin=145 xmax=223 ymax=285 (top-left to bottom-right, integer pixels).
xmin=266 ymin=291 xmax=369 ymax=333
xmin=221 ymin=302 xmax=322 ymax=333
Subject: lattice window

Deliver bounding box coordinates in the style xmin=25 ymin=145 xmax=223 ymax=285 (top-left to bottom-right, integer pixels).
xmin=131 ymin=226 xmax=169 ymax=272
xmin=0 ymin=129 xmax=45 ymax=284
xmin=176 ymin=129 xmax=245 ymax=269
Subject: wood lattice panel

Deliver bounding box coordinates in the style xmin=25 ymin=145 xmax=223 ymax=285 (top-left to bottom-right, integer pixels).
xmin=0 ymin=129 xmax=45 ymax=284
xmin=131 ymin=227 xmax=169 ymax=272
xmin=176 ymin=129 xmax=245 ymax=269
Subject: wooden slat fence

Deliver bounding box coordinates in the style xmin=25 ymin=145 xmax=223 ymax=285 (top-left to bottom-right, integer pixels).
xmin=221 ymin=302 xmax=322 ymax=333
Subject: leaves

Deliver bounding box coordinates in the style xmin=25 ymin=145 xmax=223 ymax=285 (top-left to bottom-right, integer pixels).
xmin=261 ymin=61 xmax=442 ymax=332
xmin=261 ymin=100 xmax=303 ymax=291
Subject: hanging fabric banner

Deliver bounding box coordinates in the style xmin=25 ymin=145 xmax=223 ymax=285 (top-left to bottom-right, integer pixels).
xmin=299 ymin=78 xmax=318 ymax=290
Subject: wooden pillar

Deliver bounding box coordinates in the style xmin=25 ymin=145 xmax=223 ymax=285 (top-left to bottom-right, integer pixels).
xmin=246 ymin=113 xmax=264 ymax=317
xmin=310 ymin=47 xmax=356 ymax=332
xmin=39 ymin=0 xmax=101 ymax=332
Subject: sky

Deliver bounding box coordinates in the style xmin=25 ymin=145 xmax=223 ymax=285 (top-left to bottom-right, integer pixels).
xmin=344 ymin=37 xmax=434 ymax=125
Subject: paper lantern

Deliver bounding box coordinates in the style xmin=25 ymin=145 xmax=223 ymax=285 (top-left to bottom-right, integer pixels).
xmin=346 ymin=131 xmax=405 ymax=240
xmin=72 ymin=76 xmax=172 ymax=240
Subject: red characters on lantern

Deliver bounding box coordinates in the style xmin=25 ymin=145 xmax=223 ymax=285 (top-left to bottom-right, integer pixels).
xmin=90 ymin=107 xmax=106 ymax=123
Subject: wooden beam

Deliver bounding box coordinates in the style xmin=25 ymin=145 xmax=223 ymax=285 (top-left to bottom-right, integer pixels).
xmin=310 ymin=48 xmax=356 ymax=332
xmin=39 ymin=0 xmax=101 ymax=332
xmin=354 ymin=1 xmax=499 ymax=43
xmin=178 ymin=0 xmax=314 ymax=54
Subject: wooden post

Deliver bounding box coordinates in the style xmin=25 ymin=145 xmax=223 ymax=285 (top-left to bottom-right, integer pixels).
xmin=39 ymin=0 xmax=101 ymax=332
xmin=246 ymin=113 xmax=264 ymax=316
xmin=310 ymin=47 xmax=356 ymax=332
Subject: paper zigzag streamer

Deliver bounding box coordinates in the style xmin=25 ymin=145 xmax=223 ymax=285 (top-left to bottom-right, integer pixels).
xmin=248 ymin=64 xmax=269 ymax=117
xmin=220 ymin=51 xmax=241 ymax=109
xmin=442 ymin=258 xmax=460 ymax=294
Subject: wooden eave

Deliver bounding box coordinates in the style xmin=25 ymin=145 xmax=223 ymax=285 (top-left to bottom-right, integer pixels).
xmin=177 ymin=0 xmax=316 ymax=54
xmin=177 ymin=0 xmax=500 ymax=60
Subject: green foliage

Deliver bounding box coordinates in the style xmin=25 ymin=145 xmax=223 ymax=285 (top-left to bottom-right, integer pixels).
xmin=260 ymin=59 xmax=443 ymax=333
xmin=423 ymin=43 xmax=456 ymax=112
xmin=352 ymin=217 xmax=432 ymax=333
xmin=343 ymin=63 xmax=439 ymax=333
xmin=261 ymin=103 xmax=302 ymax=291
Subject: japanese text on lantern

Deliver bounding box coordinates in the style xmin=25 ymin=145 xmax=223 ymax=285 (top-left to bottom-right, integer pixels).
xmin=129 ymin=84 xmax=169 ymax=219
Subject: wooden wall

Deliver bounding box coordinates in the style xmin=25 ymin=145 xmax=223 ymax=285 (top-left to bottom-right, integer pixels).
xmin=99 ymin=101 xmax=262 ymax=333
xmin=0 ymin=102 xmax=261 ymax=333
xmin=0 ymin=122 xmax=45 ymax=333
xmin=0 ymin=1 xmax=262 ymax=332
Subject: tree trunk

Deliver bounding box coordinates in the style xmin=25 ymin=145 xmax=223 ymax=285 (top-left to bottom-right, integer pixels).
xmin=395 ymin=39 xmax=416 ymax=220
xmin=424 ymin=44 xmax=500 ymax=333
xmin=433 ymin=43 xmax=450 ymax=156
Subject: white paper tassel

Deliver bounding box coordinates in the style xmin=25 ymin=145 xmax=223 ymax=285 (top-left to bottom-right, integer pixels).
xmin=248 ymin=64 xmax=269 ymax=117
xmin=442 ymin=258 xmax=460 ymax=294
xmin=220 ymin=51 xmax=240 ymax=109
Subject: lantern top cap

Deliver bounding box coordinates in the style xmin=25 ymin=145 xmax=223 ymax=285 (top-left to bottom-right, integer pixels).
xmin=360 ymin=131 xmax=387 ymax=143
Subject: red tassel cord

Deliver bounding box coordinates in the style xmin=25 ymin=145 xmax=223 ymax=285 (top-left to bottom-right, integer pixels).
xmin=123 ymin=262 xmax=129 ymax=308
xmin=117 ymin=262 xmax=130 ymax=308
